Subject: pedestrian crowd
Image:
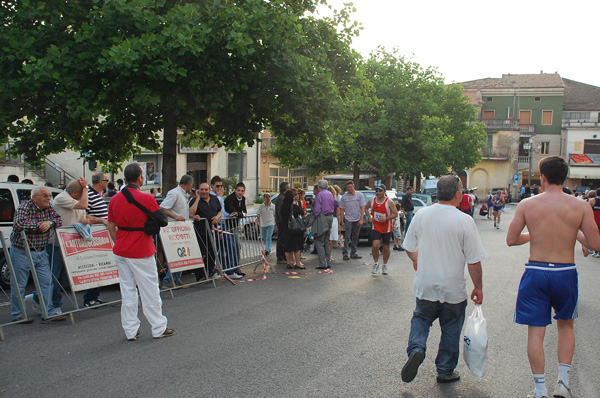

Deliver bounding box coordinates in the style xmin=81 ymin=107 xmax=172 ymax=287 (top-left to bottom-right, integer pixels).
xmin=6 ymin=156 xmax=595 ymax=398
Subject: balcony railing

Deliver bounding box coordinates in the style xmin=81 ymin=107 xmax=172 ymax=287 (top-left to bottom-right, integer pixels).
xmin=481 ymin=146 xmax=510 ymax=159
xmin=562 ymin=120 xmax=600 ymax=128
xmin=480 ymin=119 xmax=520 ymax=131
xmin=519 ymin=124 xmax=536 ymax=134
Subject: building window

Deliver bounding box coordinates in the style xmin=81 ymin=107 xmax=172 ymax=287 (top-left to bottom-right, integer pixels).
xmin=542 ymin=110 xmax=553 ymax=125
xmin=563 ymin=111 xmax=591 ymax=121
xmin=485 ymin=97 xmax=493 ymax=102
xmin=269 ymin=166 xmax=289 ymax=192
xmin=584 ymin=140 xmax=600 ymax=154
xmin=290 ymin=169 xmax=307 ymax=189
xmin=482 ymin=110 xmax=495 ymax=119
xmin=133 ymin=154 xmax=159 ymax=185
xmin=227 ymin=152 xmax=245 ymax=182
xmin=534 ymin=97 xmax=541 ymax=102
xmin=540 ymin=142 xmax=550 ymax=154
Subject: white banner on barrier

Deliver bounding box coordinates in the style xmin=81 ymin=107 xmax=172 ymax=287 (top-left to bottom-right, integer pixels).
xmin=56 ymin=225 xmax=119 ymax=292
xmin=159 ymin=221 xmax=204 ymax=272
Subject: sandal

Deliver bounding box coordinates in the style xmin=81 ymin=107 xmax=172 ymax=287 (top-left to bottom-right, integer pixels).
xmin=287 ymin=264 xmax=295 ymax=269
xmin=294 ymin=264 xmax=306 ymax=269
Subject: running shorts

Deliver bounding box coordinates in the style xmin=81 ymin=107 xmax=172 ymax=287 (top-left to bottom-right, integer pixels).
xmin=514 ymin=261 xmax=578 ymax=327
xmin=371 ymin=230 xmax=391 ymax=245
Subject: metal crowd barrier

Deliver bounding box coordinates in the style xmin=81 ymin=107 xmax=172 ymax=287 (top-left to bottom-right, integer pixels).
xmin=213 ymin=215 xmax=264 ymax=276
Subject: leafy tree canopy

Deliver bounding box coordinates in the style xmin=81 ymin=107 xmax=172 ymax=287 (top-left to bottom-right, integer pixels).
xmin=0 ymin=0 xmax=361 ymax=189
xmin=272 ymin=48 xmax=486 ymax=180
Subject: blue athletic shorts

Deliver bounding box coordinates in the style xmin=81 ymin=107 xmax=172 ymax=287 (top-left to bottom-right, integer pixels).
xmin=514 ymin=261 xmax=578 ymax=327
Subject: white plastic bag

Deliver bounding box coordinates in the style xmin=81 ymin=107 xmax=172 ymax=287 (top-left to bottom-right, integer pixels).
xmin=463 ymin=304 xmax=488 ymax=377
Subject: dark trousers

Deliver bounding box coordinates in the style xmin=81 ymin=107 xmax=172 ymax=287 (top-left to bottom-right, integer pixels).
xmin=276 ymin=222 xmax=285 ymax=260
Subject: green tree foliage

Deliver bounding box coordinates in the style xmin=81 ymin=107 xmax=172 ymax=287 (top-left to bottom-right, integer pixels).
xmin=0 ymin=0 xmax=360 ymax=190
xmin=273 ymin=48 xmax=486 ymax=179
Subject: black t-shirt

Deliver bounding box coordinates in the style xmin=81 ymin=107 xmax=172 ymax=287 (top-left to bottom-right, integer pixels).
xmin=401 ymin=193 xmax=414 ymax=211
xmin=190 ymin=196 xmax=221 ymax=233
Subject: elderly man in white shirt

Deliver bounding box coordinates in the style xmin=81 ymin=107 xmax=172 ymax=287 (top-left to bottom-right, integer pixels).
xmin=160 ymin=175 xmax=193 ymax=286
xmin=401 ymin=173 xmax=486 ymax=385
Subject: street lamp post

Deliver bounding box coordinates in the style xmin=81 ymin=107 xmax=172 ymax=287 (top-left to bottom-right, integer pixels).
xmin=523 ymin=138 xmax=532 ymax=188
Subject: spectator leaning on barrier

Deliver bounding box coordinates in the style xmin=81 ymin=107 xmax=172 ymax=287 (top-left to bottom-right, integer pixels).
xmin=160 ymin=174 xmax=194 ymax=287
xmin=10 ymin=186 xmax=63 ymax=323
xmin=189 ymin=182 xmax=222 ymax=280
xmin=27 ymin=177 xmax=96 ymax=316
xmin=82 ymin=171 xmax=110 ymax=307
xmin=224 ymin=182 xmax=247 ymax=278
xmin=256 ymin=193 xmax=275 ymax=256
xmin=108 ymin=163 xmax=173 ymax=341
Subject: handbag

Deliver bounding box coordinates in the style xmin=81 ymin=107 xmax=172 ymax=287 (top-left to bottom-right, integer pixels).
xmin=463 ymin=304 xmax=488 ymax=377
xmin=288 ymin=204 xmax=306 ymax=233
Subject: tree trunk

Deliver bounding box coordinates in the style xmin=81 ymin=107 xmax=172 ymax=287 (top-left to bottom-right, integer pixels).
xmin=162 ymin=107 xmax=178 ymax=193
xmin=353 ymin=163 xmax=360 ymax=189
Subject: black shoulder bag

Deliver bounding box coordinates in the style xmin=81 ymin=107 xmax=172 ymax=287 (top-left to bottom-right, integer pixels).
xmin=120 ymin=187 xmax=168 ymax=235
xmin=287 ymin=203 xmax=306 ymax=233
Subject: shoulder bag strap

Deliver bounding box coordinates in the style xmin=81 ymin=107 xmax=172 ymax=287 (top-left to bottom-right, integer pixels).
xmin=121 ymin=186 xmax=153 ymax=217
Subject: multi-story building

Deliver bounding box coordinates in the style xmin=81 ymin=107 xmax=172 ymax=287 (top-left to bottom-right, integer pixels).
xmin=462 ymin=73 xmax=565 ymax=200
xmin=561 ymin=78 xmax=600 ymax=192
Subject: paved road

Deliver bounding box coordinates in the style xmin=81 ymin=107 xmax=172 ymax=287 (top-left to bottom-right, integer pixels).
xmin=2 ymin=203 xmax=600 ymax=397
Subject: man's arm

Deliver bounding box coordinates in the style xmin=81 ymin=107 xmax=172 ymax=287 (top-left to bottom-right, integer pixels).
xmin=73 ymin=177 xmax=89 ymax=209
xmin=163 ymin=208 xmax=185 ymax=221
xmin=506 ymin=203 xmax=530 ymax=246
xmin=313 ymin=192 xmax=322 ymax=216
xmin=467 ymin=261 xmax=483 ymax=304
xmin=365 ymin=199 xmax=373 ymax=222
xmin=405 ymin=249 xmax=418 ymax=271
xmin=188 ymin=193 xmax=199 ymax=218
xmin=108 ymin=221 xmax=117 ymax=243
xmin=577 ymin=203 xmax=600 ymax=251
xmin=358 ymin=205 xmax=365 ymax=226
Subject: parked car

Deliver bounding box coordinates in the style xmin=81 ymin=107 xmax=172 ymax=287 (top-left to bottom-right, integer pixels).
xmin=0 ymin=183 xmax=64 ymax=289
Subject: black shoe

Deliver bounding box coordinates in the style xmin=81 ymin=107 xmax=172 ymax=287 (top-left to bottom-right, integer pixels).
xmin=401 ymin=349 xmax=425 ymax=383
xmin=316 ymin=266 xmax=329 ymax=270
xmin=236 ymin=272 xmax=246 ymax=277
xmin=399 ymin=247 xmax=405 ymax=251
xmin=436 ymin=371 xmax=460 ymax=383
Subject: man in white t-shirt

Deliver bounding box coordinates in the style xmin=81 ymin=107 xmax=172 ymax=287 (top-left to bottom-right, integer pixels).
xmin=400 ymin=174 xmax=486 ymax=384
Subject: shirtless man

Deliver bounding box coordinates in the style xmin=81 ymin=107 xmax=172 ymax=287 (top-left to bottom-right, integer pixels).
xmin=507 ymin=156 xmax=600 ymax=398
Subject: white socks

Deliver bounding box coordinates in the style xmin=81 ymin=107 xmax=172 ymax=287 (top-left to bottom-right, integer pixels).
xmin=558 ymin=363 xmax=571 ymax=389
xmin=533 ymin=374 xmax=547 ymax=397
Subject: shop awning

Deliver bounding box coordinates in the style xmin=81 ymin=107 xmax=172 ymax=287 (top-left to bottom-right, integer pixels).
xmin=568 ymin=166 xmax=600 ymax=179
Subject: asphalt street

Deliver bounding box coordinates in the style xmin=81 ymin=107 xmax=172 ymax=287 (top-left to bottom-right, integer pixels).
xmin=2 ymin=203 xmax=600 ymax=397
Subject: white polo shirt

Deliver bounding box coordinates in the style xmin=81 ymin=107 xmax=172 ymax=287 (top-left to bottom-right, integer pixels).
xmin=403 ymin=203 xmax=487 ymax=304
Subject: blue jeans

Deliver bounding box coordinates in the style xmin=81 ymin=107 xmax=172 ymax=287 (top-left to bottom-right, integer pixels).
xmin=10 ymin=246 xmax=58 ymax=319
xmin=407 ymin=298 xmax=467 ymax=376
xmin=32 ymin=244 xmax=66 ymax=310
xmin=405 ymin=211 xmax=414 ymax=233
xmin=162 ymin=270 xmax=182 ymax=284
xmin=261 ymin=225 xmax=274 ymax=252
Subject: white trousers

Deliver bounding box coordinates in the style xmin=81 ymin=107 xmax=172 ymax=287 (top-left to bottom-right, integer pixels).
xmin=114 ymin=255 xmax=168 ymax=339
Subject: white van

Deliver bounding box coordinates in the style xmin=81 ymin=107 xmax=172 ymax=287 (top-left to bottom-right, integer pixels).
xmin=0 ymin=183 xmax=63 ymax=289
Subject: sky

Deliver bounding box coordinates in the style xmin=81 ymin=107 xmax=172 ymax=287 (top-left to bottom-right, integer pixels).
xmin=318 ymin=0 xmax=600 ymax=87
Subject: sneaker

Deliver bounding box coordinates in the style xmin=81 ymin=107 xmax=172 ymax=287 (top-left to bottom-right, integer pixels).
xmin=25 ymin=294 xmax=41 ymax=314
xmin=236 ymin=271 xmax=246 ymax=277
xmin=84 ymin=300 xmax=103 ymax=308
xmin=52 ymin=307 xmax=63 ymax=314
xmin=154 ymin=327 xmax=175 ymax=339
xmin=399 ymin=247 xmax=405 ymax=251
xmin=496 ymin=225 xmax=500 ymax=229
xmin=228 ymin=273 xmax=243 ymax=280
xmin=343 ymin=255 xmax=350 ymax=260
xmin=351 ymin=254 xmax=362 ymax=259
xmin=401 ymin=349 xmax=425 ymax=382
xmin=382 ymin=264 xmax=389 ymax=275
xmin=436 ymin=371 xmax=460 ymax=383
xmin=371 ymin=264 xmax=379 ymax=275
xmin=552 ymin=380 xmax=572 ymax=398
xmin=128 ymin=329 xmax=141 ymax=341
xmin=593 ymin=252 xmax=600 ymax=258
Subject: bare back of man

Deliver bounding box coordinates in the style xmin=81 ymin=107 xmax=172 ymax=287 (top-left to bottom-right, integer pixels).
xmin=507 ymin=185 xmax=599 ymax=263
